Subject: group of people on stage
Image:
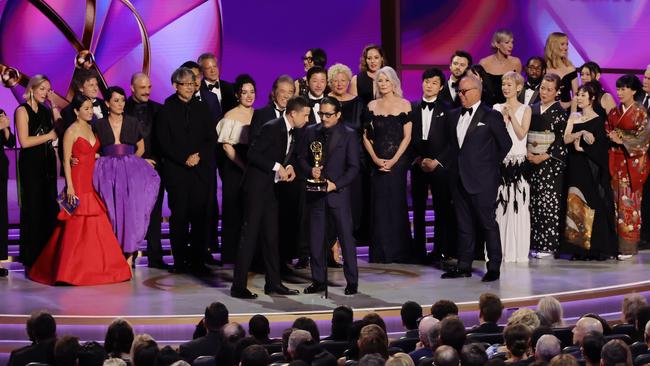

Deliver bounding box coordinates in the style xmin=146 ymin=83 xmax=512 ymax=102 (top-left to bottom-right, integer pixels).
xmin=1 ymin=29 xmax=650 ymax=293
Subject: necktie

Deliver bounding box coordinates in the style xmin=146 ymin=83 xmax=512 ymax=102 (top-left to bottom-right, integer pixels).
xmin=461 ymin=107 xmax=473 ymax=116
xmin=283 ymin=128 xmax=295 ymax=165
xmin=421 ymin=101 xmax=435 ymax=111
xmin=275 ymin=108 xmax=285 ymax=117
xmin=644 ymin=95 xmax=649 ymax=110
xmin=207 ymin=81 xmax=220 ymax=91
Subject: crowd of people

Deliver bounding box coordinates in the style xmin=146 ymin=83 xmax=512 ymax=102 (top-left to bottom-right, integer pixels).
xmin=1 ymin=29 xmax=650 ymax=293
xmin=8 ymin=293 xmax=650 ymax=366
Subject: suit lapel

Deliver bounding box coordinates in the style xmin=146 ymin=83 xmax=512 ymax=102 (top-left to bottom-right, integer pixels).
xmin=450 ymin=109 xmax=461 ymax=149
xmin=412 ymin=102 xmax=423 ymax=140
xmin=327 ymin=123 xmax=342 ymax=158
xmin=530 ymin=89 xmax=540 ymax=104
xmin=464 ymin=105 xmax=486 ymax=140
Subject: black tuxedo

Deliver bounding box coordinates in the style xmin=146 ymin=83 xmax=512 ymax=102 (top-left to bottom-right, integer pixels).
xmin=200 ymin=79 xmax=237 ymax=120
xmin=636 ymin=91 xmax=650 ymax=110
xmin=517 ymin=82 xmax=542 ymax=105
xmin=179 ymin=331 xmax=232 ymax=365
xmin=251 ymin=103 xmax=282 ymax=143
xmin=156 ymin=94 xmax=215 ymax=269
xmin=443 ymin=102 xmax=511 ymax=272
xmin=8 ymin=339 xmax=56 ymax=366
xmin=298 ymin=122 xmax=360 ymax=286
xmin=439 ymin=80 xmax=462 ymax=108
xmin=410 ymin=99 xmax=456 ymax=259
xmin=232 ymin=117 xmax=299 ymax=290
xmin=124 ymin=97 xmax=165 ymax=265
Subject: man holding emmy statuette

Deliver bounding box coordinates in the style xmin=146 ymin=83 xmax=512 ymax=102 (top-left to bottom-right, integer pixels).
xmin=298 ymin=97 xmax=360 ymax=295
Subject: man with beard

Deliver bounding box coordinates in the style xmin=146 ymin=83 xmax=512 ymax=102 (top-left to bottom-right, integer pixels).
xmin=439 ymin=51 xmax=472 ymax=108
xmin=518 ymin=56 xmax=546 ymax=105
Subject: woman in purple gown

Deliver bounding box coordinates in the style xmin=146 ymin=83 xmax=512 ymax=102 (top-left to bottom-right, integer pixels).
xmin=92 ymin=86 xmax=159 ymax=267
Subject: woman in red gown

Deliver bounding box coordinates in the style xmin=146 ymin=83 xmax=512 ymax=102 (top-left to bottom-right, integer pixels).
xmin=29 ymin=95 xmax=131 ymax=285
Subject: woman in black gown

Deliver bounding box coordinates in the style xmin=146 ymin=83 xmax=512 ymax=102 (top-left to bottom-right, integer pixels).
xmin=295 ymin=48 xmax=327 ymax=98
xmin=560 ymin=83 xmax=616 ymax=260
xmin=351 ymin=45 xmax=386 ymax=106
xmin=14 ymin=75 xmax=60 ymax=270
xmin=479 ymin=29 xmax=522 ymax=105
xmin=545 ymin=32 xmax=578 ymax=110
xmin=363 ymin=66 xmax=413 ymax=263
xmin=0 ymin=109 xmax=16 ymax=277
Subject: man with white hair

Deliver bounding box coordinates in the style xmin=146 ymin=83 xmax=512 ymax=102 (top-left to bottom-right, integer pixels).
xmin=535 ymin=334 xmax=561 ymax=362
xmin=639 ymin=65 xmax=650 ymax=248
xmin=287 ymin=329 xmax=313 ymax=361
xmin=635 ymin=65 xmax=650 ymax=110
xmin=408 ymin=316 xmax=441 ymax=363
xmin=573 ymin=317 xmax=604 ymax=347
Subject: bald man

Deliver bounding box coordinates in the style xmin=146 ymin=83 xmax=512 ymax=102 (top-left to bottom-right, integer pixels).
xmin=535 ymin=334 xmax=561 ymax=362
xmin=409 ymin=316 xmax=441 ymax=363
xmin=573 ymin=317 xmax=604 ymax=346
xmin=433 ymin=345 xmax=460 ymax=366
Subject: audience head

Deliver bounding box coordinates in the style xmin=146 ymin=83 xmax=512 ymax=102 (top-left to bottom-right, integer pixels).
xmin=292 ymin=316 xmax=320 ymax=342
xmin=535 ymin=334 xmax=561 ymax=362
xmin=233 ymin=337 xmax=259 ymax=365
xmin=573 ymin=316 xmax=604 ymax=346
xmin=55 ymin=335 xmax=81 ymax=366
xmin=508 ymin=308 xmax=541 ymax=331
xmin=223 ymin=322 xmax=246 ymax=344
xmin=401 ymin=301 xmax=423 ymax=330
xmin=23 ymin=74 xmax=53 ymax=104
xmin=434 ymin=345 xmax=461 ymax=366
xmin=155 ymin=345 xmax=180 ymax=366
xmin=421 ymin=67 xmax=446 ymax=99
xmin=621 ymin=294 xmax=647 ymax=324
xmin=449 ymin=50 xmax=473 ymax=80
xmin=544 ymin=32 xmax=572 ymax=69
xmin=359 ymin=353 xmax=388 ymax=366
xmin=419 ymin=315 xmax=441 ymax=349
xmin=360 ymin=45 xmax=385 ymax=73
xmin=307 ymin=66 xmax=328 ymax=97
xmin=583 ymin=314 xmax=612 ymax=336
xmin=645 ymin=320 xmax=650 ymax=345
xmin=525 ymin=56 xmax=547 ymax=81
xmin=439 ymin=316 xmax=466 ymax=353
xmin=358 ymin=324 xmax=389 ymax=360
xmin=104 ymin=318 xmax=134 ymax=358
xmin=479 ymin=293 xmax=504 ymax=324
xmin=288 ymin=329 xmax=313 ymax=360
xmin=285 ymin=96 xmax=311 ymax=128
xmin=362 ymin=313 xmax=387 ymax=334
xmin=330 ymin=306 xmax=354 ymax=341
xmin=240 ymin=344 xmax=270 ymax=366
xmin=271 ymin=75 xmax=295 ymax=107
xmin=600 ymin=340 xmax=631 ymax=366
xmin=75 ymin=70 xmax=101 ymax=99
xmin=635 ymin=306 xmax=650 ymax=340
xmin=461 ymin=343 xmax=488 ymax=366
xmin=616 ymin=74 xmax=643 ymax=106
xmin=531 ymin=326 xmax=554 ymax=353
xmin=28 ymin=310 xmax=57 ymax=342
xmin=458 ymin=75 xmax=483 ymax=107
xmin=504 ymin=323 xmax=532 ymax=359
xmin=248 ymin=314 xmax=271 ymax=341
xmin=431 ymin=300 xmax=459 ymax=320
xmin=197 ymin=52 xmax=220 ymax=82
xmin=131 ymin=334 xmax=158 ymax=366
xmin=328 ymin=63 xmax=353 ymax=97
xmin=550 ymin=354 xmax=579 ymax=366
xmin=374 ymin=66 xmax=403 ymax=99
xmin=312 ymin=351 xmax=338 ymax=366
xmin=582 ymin=332 xmax=605 ymax=366
xmin=78 ymin=341 xmax=108 ymax=366
xmin=282 ymin=327 xmax=296 ymax=359
xmin=130 ymin=73 xmax=152 ymax=103
xmin=204 ymin=302 xmax=229 ymax=332
xmin=537 ymin=297 xmax=564 ymax=327
xmin=386 ymin=352 xmax=415 ymax=366
xmin=171 ymin=67 xmax=196 ymax=102
xmin=104 ymin=358 xmax=127 ymax=366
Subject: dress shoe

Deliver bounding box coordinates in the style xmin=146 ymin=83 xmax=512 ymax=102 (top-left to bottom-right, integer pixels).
xmin=0 ymin=267 xmax=8 ymax=277
xmin=231 ymin=287 xmax=258 ymax=299
xmin=304 ymin=282 xmax=327 ymax=294
xmin=481 ymin=271 xmax=500 ymax=282
xmin=294 ymin=257 xmax=309 ymax=269
xmin=344 ymin=284 xmax=358 ymax=295
xmin=440 ymin=267 xmax=471 ymax=279
xmin=148 ymin=260 xmax=171 ymax=270
xmin=264 ymin=284 xmax=299 ymax=296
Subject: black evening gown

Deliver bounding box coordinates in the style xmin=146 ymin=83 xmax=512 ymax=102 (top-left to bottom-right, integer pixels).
xmin=0 ymin=129 xmax=16 ymax=261
xmin=356 ymin=72 xmax=374 ymax=106
xmin=366 ymin=111 xmax=412 ymax=263
xmin=17 ymin=103 xmax=59 ymax=268
xmin=484 ymin=73 xmax=506 ymax=105
xmin=560 ymin=116 xmax=616 ymax=259
xmin=559 ymin=70 xmax=578 ymax=104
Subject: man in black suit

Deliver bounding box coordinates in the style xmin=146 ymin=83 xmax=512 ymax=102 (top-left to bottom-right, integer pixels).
xmin=230 ymin=96 xmax=311 ymax=299
xmin=638 ymin=65 xmax=650 ymax=109
xmin=439 ymin=51 xmax=472 ymax=108
xmin=410 ymin=67 xmax=456 ymax=263
xmin=440 ymin=75 xmax=511 ymax=282
xmin=518 ymin=57 xmax=546 ymax=105
xmin=298 ymin=97 xmax=360 ymax=295
xmin=124 ymin=72 xmax=168 ymax=270
xmin=8 ymin=311 xmax=57 ymax=366
xmin=306 ymin=66 xmax=328 ymax=125
xmin=198 ymin=52 xmax=237 ymax=119
xmin=179 ymin=302 xmax=232 ymax=364
xmin=467 ymin=293 xmax=504 ymax=334
xmin=251 ymin=74 xmax=295 ymax=142
xmin=156 ymin=67 xmax=215 ymax=275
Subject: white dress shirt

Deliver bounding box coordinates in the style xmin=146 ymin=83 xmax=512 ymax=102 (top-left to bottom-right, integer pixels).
xmin=92 ymin=99 xmax=104 ymax=119
xmin=273 ymin=116 xmax=294 ymax=182
xmin=309 ymin=93 xmax=322 ymax=124
xmin=421 ymin=97 xmax=437 ymax=140
xmin=457 ymin=101 xmax=482 ymax=147
xmin=524 ymin=88 xmax=535 ymax=105
xmin=205 ymin=80 xmax=222 ymax=101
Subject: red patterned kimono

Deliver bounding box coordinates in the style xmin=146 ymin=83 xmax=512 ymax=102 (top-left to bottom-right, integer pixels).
xmin=607 ymin=103 xmax=650 ymax=254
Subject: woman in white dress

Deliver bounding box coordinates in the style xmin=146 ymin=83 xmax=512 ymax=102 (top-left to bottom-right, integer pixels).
xmin=494 ymin=71 xmax=532 ymax=262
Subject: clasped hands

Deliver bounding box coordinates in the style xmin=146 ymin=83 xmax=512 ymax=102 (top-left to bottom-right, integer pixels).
xmin=375 ymin=157 xmax=396 ymax=172
xmin=311 ymin=166 xmax=336 ymax=192
xmin=185 ymin=153 xmax=200 ymax=167
xmin=415 ymin=157 xmax=439 ymax=173
xmin=277 ymin=164 xmax=296 ymax=182
xmin=574 ymin=130 xmax=595 ymax=152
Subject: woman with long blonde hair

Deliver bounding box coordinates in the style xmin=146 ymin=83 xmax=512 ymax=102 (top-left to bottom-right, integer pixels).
xmin=544 ymin=32 xmax=578 ymax=110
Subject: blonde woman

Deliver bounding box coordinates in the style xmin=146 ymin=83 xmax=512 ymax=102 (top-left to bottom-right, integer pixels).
xmin=545 ymin=32 xmax=578 ymax=110
xmin=329 ymin=63 xmax=364 ymax=131
xmin=480 ymin=29 xmax=522 ymax=104
xmin=537 ymin=296 xmax=565 ymax=327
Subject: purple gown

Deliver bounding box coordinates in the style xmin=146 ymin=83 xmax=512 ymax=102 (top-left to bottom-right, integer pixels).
xmin=92 ymin=116 xmax=159 ymax=253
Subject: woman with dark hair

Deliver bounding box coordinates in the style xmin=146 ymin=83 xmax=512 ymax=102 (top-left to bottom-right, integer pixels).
xmin=296 ymin=48 xmax=327 ymax=98
xmin=503 ymin=324 xmax=531 ymax=363
xmin=28 ymin=95 xmax=131 ymax=285
xmin=479 ymin=29 xmax=523 ymax=105
xmin=351 ymin=45 xmax=386 ymax=105
xmin=105 ymin=318 xmax=135 ymax=362
xmin=216 ymin=74 xmax=256 ymax=264
xmin=527 ymin=73 xmax=568 ymax=258
xmin=574 ymin=62 xmax=616 ymax=119
xmin=466 ymin=64 xmax=497 ymax=108
xmin=560 ymin=83 xmax=616 ymax=260
xmin=606 ymin=74 xmax=650 ymax=259
xmin=93 ymin=86 xmax=160 ymax=267
xmin=324 ymin=306 xmax=353 ymax=341
xmin=0 ymin=109 xmax=15 ymax=277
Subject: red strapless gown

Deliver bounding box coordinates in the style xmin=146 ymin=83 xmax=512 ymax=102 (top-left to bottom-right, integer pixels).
xmin=29 ymin=137 xmax=132 ymax=285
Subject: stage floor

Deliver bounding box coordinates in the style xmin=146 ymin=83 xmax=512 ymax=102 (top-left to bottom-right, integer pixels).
xmin=2 ymin=251 xmax=649 ymax=317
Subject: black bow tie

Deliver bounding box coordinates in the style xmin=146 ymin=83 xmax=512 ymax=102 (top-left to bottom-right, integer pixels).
xmin=92 ymin=99 xmax=101 ymax=107
xmin=525 ymin=80 xmax=541 ymax=90
xmin=207 ymin=81 xmax=220 ymax=91
xmin=451 ymin=81 xmax=459 ymax=90
xmin=309 ymin=98 xmax=322 ymax=107
xmin=421 ymin=101 xmax=436 ymax=111
xmin=461 ymin=107 xmax=473 ymax=116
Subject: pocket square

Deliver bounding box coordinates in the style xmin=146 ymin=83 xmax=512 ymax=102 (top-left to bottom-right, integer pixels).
xmin=478 ymin=122 xmax=486 ymax=126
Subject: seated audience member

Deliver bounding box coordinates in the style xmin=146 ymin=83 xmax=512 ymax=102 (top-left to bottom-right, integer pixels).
xmin=581 ymin=332 xmax=605 ymax=366
xmin=434 ymin=345 xmax=460 ymax=366
xmin=537 ymin=297 xmax=565 ymax=328
xmin=600 ymin=340 xmax=632 ymax=366
xmin=293 ymin=317 xmax=321 ymax=342
xmin=78 ymin=341 xmax=108 ymax=366
xmin=504 ymin=324 xmax=531 ymax=364
xmin=105 ymin=318 xmax=134 ymax=362
xmin=224 ymin=322 xmax=246 ymax=345
xmin=582 ymin=314 xmax=612 ymax=336
xmin=508 ymin=309 xmax=541 ymax=332
xmin=249 ymin=314 xmax=276 ymax=344
xmin=234 ymin=337 xmax=259 ymax=365
xmin=363 ymin=313 xmax=388 ymax=335
xmin=439 ymin=317 xmax=466 ymax=353
xmin=359 ymin=324 xmax=389 ymax=360
xmin=104 ymin=358 xmax=127 ymax=366
xmin=340 ymin=320 xmax=371 ymax=364
xmin=312 ymin=350 xmax=338 ymax=366
xmin=55 ymin=336 xmax=81 ymax=366
xmin=241 ymin=344 xmax=270 ymax=366
xmin=178 ymin=302 xmax=230 ymax=363
xmin=8 ymin=311 xmax=57 ymax=366
xmin=431 ymin=300 xmax=459 ymax=321
xmin=387 ymin=352 xmax=415 ymax=366
xmin=635 ymin=306 xmax=650 ymax=342
xmin=535 ymin=335 xmax=561 ymax=363
xmin=295 ymin=342 xmax=323 ymax=364
xmin=282 ymin=328 xmax=297 ymax=361
xmin=572 ymin=317 xmax=604 ymax=347
xmin=155 ymin=346 xmax=181 ymax=366
xmin=131 ymin=334 xmax=158 ymax=366
xmin=288 ymin=330 xmax=313 ymax=361
xmin=531 ymin=327 xmax=554 ymax=355
xmin=324 ymin=306 xmax=354 ymax=341
xmin=621 ymin=294 xmax=647 ymax=326
xmin=401 ymin=301 xmax=424 ymax=338
xmin=549 ymin=354 xmax=578 ymax=366
xmin=359 ymin=353 xmax=387 ymax=366
xmin=408 ymin=316 xmax=440 ymax=364
xmin=469 ymin=293 xmax=504 ymax=333
xmin=461 ymin=344 xmax=488 ymax=366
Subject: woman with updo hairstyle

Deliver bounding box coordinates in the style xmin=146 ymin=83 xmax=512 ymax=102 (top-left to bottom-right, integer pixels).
xmin=480 ymin=29 xmax=523 ymax=105
xmin=527 ymin=73 xmax=568 ymax=257
xmin=14 ymin=75 xmax=60 ymax=269
xmin=296 ymin=48 xmax=327 ymax=98
xmin=545 ymin=32 xmax=578 ymax=110
xmin=574 ymin=62 xmax=616 ymax=118
xmin=93 ymin=86 xmax=160 ymax=268
xmin=351 ymin=44 xmax=386 ymax=105
xmin=28 ymin=94 xmax=131 ymax=285
xmin=503 ymin=324 xmax=531 ymax=363
xmin=216 ymin=74 xmax=256 ymax=263
xmin=606 ymin=74 xmax=650 ymax=259
xmin=561 ymin=83 xmax=616 ymax=260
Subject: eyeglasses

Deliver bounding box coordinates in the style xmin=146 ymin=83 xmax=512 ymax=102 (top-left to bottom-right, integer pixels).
xmin=176 ymin=82 xmax=194 ymax=88
xmin=302 ymin=56 xmax=313 ymax=62
xmin=317 ymin=111 xmax=337 ymax=118
xmin=458 ymin=87 xmax=477 ymax=96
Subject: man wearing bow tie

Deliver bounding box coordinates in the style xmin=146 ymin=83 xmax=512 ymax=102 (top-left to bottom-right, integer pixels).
xmin=306 ymin=66 xmax=328 ymax=125
xmin=518 ymin=57 xmax=546 ymax=105
xmin=231 ymin=96 xmax=311 ymax=299
xmin=439 ymin=51 xmax=472 ymax=108
xmin=440 ymin=75 xmax=511 ymax=282
xmin=251 ymin=75 xmax=295 ymax=143
xmin=409 ymin=68 xmax=456 ymax=264
xmin=198 ymin=53 xmax=237 ymax=119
